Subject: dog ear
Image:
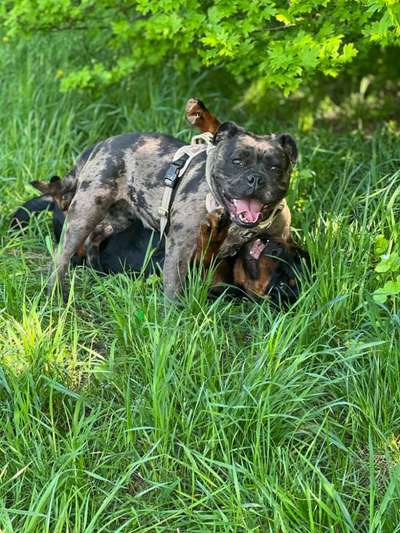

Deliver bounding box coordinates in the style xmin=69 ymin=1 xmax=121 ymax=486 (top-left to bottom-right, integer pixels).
xmin=277 ymin=133 xmax=298 ymax=164
xmin=31 ymin=176 xmax=62 ymax=197
xmin=185 ymin=98 xmax=221 ymax=135
xmin=31 ymin=180 xmax=51 ymax=194
xmin=213 ymin=122 xmax=242 ymax=145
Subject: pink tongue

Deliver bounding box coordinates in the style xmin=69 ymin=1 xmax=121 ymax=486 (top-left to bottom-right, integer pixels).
xmin=232 ymin=198 xmax=263 ymax=223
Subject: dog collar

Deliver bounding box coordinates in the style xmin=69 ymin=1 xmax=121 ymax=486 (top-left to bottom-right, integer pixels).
xmin=217 ymin=200 xmax=287 ymax=257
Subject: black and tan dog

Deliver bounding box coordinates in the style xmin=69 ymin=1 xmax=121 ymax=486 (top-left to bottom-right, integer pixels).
xmin=10 ymin=196 xmax=308 ymax=304
xmin=36 ymin=109 xmax=297 ymax=299
xmin=194 ymin=209 xmax=308 ymax=302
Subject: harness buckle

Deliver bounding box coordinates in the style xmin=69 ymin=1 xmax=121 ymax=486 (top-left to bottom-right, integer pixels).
xmin=163 ymin=154 xmax=189 ymax=188
xmin=164 ymin=163 xmax=181 ymax=188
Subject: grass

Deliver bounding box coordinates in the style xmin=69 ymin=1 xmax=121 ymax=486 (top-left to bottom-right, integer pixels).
xmin=1 ymin=37 xmax=400 ymax=532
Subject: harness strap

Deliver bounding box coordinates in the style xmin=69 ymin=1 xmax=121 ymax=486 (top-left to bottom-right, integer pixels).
xmin=158 ymin=133 xmax=213 ymax=241
xmin=159 ymin=154 xmax=189 ymax=241
xmin=205 ymin=144 xmax=218 ymax=196
xmin=258 ymin=201 xmax=285 ymax=231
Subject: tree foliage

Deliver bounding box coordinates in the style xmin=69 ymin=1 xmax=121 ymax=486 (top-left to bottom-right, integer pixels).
xmin=1 ymin=0 xmax=400 ymax=94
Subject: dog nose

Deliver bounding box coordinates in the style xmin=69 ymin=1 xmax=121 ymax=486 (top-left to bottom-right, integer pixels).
xmin=247 ymin=175 xmax=258 ymax=191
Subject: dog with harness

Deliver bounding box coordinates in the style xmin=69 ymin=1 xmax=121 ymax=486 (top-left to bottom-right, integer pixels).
xmin=15 ymin=98 xmax=299 ymax=301
xmin=11 ymin=99 xmax=308 ymax=303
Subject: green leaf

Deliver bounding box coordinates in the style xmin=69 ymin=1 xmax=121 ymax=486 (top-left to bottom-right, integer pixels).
xmin=373 ymin=275 xmax=400 ymax=303
xmin=374 ymin=235 xmax=389 ymax=256
xmin=2 ymin=0 xmax=400 ymax=93
xmin=372 ymin=292 xmax=388 ymax=304
xmin=381 ymin=277 xmax=400 ymax=295
xmin=375 ymin=253 xmax=400 ymax=273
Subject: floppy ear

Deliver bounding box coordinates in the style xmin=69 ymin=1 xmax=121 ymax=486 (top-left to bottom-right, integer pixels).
xmin=277 ymin=133 xmax=298 ymax=164
xmin=213 ymin=121 xmax=243 ymax=145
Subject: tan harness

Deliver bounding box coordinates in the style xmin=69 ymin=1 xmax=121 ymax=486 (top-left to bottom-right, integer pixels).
xmin=158 ymin=134 xmax=211 ymax=241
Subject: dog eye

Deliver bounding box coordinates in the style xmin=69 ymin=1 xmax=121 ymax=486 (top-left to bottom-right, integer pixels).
xmin=232 ymin=159 xmax=245 ymax=167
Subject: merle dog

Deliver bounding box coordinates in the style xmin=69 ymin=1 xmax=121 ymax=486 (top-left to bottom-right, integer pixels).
xmin=41 ymin=122 xmax=297 ymax=299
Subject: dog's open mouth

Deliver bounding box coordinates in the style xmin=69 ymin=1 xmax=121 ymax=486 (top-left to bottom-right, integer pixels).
xmin=223 ymin=196 xmax=265 ymax=226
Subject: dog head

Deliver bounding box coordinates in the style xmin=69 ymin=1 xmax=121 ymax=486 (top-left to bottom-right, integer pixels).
xmin=233 ymin=238 xmax=308 ymax=304
xmin=210 ymin=122 xmax=297 ymax=228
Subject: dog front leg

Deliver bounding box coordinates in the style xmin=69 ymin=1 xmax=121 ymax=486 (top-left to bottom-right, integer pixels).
xmin=163 ymin=234 xmax=197 ymax=301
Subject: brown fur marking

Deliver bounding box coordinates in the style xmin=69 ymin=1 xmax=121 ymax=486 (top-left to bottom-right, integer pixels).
xmin=185 ymin=98 xmax=221 ymax=135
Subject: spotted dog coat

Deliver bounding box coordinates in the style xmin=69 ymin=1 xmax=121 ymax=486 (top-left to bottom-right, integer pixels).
xmin=49 ymin=123 xmax=297 ymax=299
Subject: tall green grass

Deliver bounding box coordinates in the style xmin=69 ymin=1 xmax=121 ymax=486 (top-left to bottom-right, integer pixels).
xmin=1 ymin=37 xmax=400 ymax=531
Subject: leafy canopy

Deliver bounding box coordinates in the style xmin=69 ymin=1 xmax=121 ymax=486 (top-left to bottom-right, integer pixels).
xmin=1 ymin=0 xmax=400 ymax=93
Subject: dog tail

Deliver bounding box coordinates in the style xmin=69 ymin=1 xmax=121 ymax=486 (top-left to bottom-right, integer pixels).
xmin=10 ymin=192 xmax=67 ymax=245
